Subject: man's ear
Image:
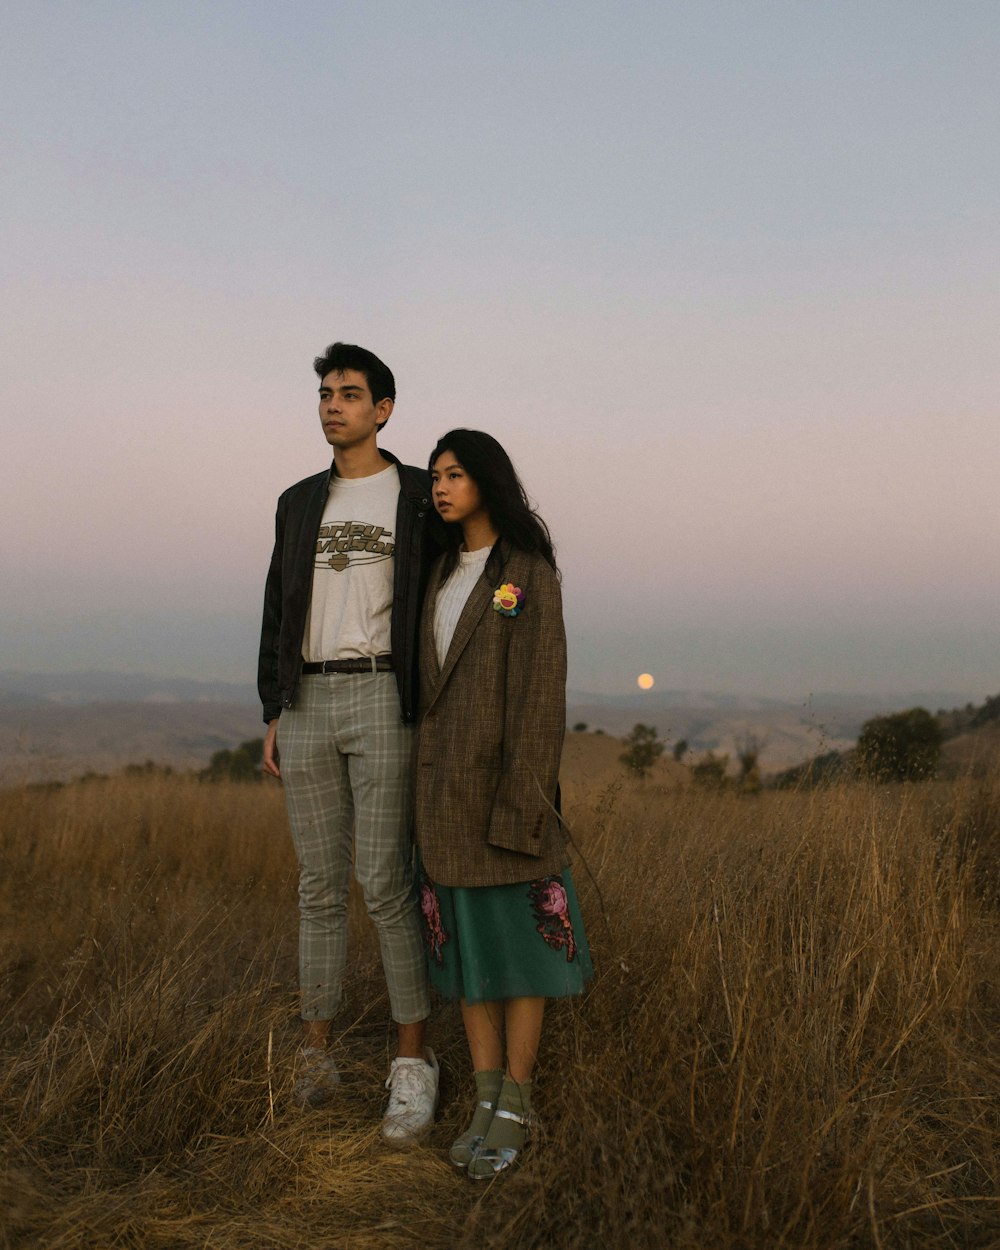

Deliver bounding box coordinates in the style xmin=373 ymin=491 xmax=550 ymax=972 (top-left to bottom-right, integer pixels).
xmin=375 ymin=397 xmax=394 ymax=431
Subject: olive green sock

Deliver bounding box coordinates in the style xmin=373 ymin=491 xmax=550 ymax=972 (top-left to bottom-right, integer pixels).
xmin=480 ymin=1076 xmax=531 ymax=1154
xmin=449 ymin=1069 xmax=503 ymax=1168
xmin=474 ymin=1068 xmax=504 ymax=1105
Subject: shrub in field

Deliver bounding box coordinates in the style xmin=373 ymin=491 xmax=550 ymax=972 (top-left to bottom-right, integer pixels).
xmin=735 ymin=734 xmax=762 ymax=793
xmin=690 ymin=749 xmax=729 ymax=788
xmin=771 ymin=748 xmax=847 ymax=789
xmin=200 ymin=737 xmax=265 ymax=782
xmin=619 ymin=723 xmax=664 ymax=778
xmin=856 ymin=707 xmax=943 ymax=782
xmin=971 ymin=693 xmax=1000 ymax=727
xmin=123 ymin=759 xmax=174 ymax=777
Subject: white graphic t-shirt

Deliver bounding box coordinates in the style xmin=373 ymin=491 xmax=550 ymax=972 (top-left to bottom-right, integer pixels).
xmin=302 ymin=463 xmax=399 ymax=662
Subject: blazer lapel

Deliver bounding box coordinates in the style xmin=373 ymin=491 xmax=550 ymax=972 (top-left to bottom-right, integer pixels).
xmin=425 ymin=569 xmax=495 ymax=709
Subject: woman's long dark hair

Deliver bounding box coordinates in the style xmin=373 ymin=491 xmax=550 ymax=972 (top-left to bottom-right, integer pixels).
xmin=429 ymin=429 xmax=558 ymax=579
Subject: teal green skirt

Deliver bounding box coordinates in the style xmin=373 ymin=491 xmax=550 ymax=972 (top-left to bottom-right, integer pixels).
xmin=418 ymin=862 xmax=593 ymax=1004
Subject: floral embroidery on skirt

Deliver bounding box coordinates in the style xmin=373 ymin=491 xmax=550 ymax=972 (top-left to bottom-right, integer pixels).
xmin=420 ymin=878 xmax=448 ymax=966
xmin=528 ymin=875 xmax=578 ymax=962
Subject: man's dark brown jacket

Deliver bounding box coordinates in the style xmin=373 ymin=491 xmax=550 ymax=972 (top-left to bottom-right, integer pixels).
xmin=257 ymin=450 xmax=440 ymax=725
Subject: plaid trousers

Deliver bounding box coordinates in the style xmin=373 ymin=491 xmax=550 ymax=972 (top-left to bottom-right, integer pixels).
xmin=277 ymin=671 xmax=430 ymax=1024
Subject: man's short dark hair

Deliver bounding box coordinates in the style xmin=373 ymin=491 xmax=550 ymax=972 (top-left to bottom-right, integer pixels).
xmin=313 ymin=342 xmax=396 ymax=406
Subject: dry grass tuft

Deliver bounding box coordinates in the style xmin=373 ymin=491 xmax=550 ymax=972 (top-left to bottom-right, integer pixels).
xmin=1 ymin=769 xmax=997 ymax=1248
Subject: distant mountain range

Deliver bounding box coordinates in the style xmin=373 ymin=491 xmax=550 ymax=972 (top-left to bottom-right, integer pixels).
xmin=0 ymin=670 xmax=260 ymax=707
xmin=0 ymin=670 xmax=981 ymax=784
xmin=562 ymin=686 xmax=977 ymax=772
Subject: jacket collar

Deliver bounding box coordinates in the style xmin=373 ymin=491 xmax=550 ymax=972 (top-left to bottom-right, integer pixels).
xmin=320 ymin=447 xmax=430 ymax=504
xmin=377 ymin=448 xmax=432 ymax=505
xmin=425 ymin=540 xmax=515 ymax=704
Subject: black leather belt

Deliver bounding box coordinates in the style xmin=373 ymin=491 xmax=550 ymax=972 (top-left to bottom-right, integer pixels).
xmin=301 ymin=656 xmax=394 ymax=674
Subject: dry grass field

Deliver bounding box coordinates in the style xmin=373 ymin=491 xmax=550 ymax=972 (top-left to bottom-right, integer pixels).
xmin=1 ymin=740 xmax=998 ymax=1249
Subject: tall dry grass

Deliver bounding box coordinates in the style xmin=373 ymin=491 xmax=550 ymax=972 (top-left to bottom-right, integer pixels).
xmin=0 ymin=769 xmax=997 ymax=1249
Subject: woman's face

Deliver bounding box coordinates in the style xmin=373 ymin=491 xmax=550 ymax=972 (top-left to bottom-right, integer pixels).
xmin=430 ymin=452 xmax=488 ymax=528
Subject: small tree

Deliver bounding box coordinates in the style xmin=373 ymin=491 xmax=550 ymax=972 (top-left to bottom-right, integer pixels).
xmin=972 ymin=694 xmax=1000 ymax=727
xmin=122 ymin=760 xmax=173 ymax=778
xmin=200 ymin=738 xmax=265 ymax=783
xmin=855 ymin=708 xmax=942 ymax=782
xmin=772 ymin=749 xmax=845 ymax=790
xmin=672 ymin=738 xmax=689 ymax=763
xmin=572 ymin=722 xmax=589 ymax=733
xmin=736 ymin=733 xmax=763 ymax=794
xmin=620 ymin=724 xmax=664 ymax=779
xmin=691 ymin=751 xmax=729 ymax=789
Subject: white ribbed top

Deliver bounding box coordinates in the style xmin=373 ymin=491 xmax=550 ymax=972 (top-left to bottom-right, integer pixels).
xmin=433 ymin=546 xmax=491 ymax=668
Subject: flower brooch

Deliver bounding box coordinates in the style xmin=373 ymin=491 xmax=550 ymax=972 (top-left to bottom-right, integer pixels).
xmin=492 ymin=582 xmax=524 ymax=617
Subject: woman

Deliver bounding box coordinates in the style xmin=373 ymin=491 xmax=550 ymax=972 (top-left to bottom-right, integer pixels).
xmin=414 ymin=429 xmax=592 ymax=1180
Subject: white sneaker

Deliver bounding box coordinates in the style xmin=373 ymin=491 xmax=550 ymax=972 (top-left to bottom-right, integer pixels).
xmin=381 ymin=1048 xmax=439 ymax=1142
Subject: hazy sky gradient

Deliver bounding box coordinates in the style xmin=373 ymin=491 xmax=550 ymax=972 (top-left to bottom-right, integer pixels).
xmin=2 ymin=1 xmax=997 ymax=700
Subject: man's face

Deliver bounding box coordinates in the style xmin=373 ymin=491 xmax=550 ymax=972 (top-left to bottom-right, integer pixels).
xmin=317 ymin=369 xmax=393 ymax=451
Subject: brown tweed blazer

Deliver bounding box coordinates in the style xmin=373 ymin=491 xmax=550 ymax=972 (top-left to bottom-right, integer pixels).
xmin=414 ymin=544 xmax=569 ymax=888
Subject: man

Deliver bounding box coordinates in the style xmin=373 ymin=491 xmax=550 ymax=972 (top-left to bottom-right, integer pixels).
xmin=258 ymin=341 xmax=440 ymax=1141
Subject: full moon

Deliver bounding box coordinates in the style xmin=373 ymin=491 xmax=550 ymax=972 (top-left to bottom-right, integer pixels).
xmin=637 ymin=673 xmax=655 ymax=690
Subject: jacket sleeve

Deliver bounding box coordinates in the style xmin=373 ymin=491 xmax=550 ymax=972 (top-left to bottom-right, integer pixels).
xmin=486 ymin=561 xmax=566 ymax=856
xmin=257 ymin=495 xmax=286 ymax=724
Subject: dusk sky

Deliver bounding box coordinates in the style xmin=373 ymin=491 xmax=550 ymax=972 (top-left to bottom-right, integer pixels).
xmin=2 ymin=2 xmax=997 ymax=702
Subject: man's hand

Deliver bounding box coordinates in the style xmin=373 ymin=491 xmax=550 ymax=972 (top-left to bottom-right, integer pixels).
xmin=263 ymin=718 xmax=281 ymax=778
